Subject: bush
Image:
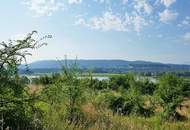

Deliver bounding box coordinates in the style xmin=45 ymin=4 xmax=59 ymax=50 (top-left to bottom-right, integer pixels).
xmin=155 ymin=74 xmax=184 ymax=121
xmin=104 ymin=87 xmax=154 ymax=117
xmin=137 ymin=79 xmax=157 ymax=95
xmin=109 ymin=74 xmax=135 ymax=90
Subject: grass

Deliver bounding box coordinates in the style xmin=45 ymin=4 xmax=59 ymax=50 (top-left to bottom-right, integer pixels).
xmin=41 ymin=101 xmax=190 ymax=130
xmin=78 ymin=103 xmax=190 ymax=130
xmin=27 ymin=85 xmax=190 ymax=130
xmin=54 ymin=113 xmax=190 ymax=130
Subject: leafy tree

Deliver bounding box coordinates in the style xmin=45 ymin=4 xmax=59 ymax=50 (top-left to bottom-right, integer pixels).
xmin=0 ymin=31 xmax=51 ymax=129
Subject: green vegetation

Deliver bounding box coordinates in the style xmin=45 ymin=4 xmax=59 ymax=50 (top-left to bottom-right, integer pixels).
xmin=0 ymin=32 xmax=190 ymax=130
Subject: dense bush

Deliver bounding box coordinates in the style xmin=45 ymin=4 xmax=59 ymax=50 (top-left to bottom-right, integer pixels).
xmin=109 ymin=74 xmax=135 ymax=90
xmin=182 ymin=79 xmax=190 ymax=97
xmin=137 ymin=79 xmax=157 ymax=95
xmin=155 ymin=74 xmax=184 ymax=121
xmin=107 ymin=85 xmax=154 ymax=117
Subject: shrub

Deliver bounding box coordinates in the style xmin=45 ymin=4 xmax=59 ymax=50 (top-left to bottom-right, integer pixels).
xmin=104 ymin=87 xmax=154 ymax=117
xmin=155 ymin=74 xmax=184 ymax=121
xmin=109 ymin=74 xmax=135 ymax=90
xmin=137 ymin=79 xmax=157 ymax=95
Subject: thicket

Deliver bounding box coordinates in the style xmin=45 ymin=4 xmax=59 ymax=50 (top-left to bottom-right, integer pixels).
xmin=29 ymin=68 xmax=190 ymax=129
xmin=0 ymin=32 xmax=190 ymax=130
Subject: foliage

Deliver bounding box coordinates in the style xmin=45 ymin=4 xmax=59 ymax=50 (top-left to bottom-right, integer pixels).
xmin=107 ymin=86 xmax=154 ymax=117
xmin=1 ymin=32 xmax=190 ymax=129
xmin=109 ymin=74 xmax=135 ymax=90
xmin=0 ymin=31 xmax=51 ymax=129
xmin=155 ymin=74 xmax=184 ymax=121
xmin=137 ymin=79 xmax=157 ymax=95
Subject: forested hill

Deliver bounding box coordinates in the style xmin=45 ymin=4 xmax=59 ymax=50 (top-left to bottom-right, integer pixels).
xmin=19 ymin=60 xmax=190 ymax=74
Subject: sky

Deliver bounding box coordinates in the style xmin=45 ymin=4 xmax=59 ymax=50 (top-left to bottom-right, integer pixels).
xmin=0 ymin=0 xmax=190 ymax=64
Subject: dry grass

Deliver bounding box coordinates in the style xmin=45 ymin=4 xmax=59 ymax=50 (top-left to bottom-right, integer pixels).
xmin=176 ymin=99 xmax=190 ymax=119
xmin=27 ymin=84 xmax=190 ymax=130
xmin=79 ymin=103 xmax=190 ymax=130
xmin=63 ymin=114 xmax=190 ymax=130
xmin=27 ymin=84 xmax=43 ymax=94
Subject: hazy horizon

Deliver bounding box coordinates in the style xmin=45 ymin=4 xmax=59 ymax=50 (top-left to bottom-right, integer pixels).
xmin=27 ymin=58 xmax=190 ymax=65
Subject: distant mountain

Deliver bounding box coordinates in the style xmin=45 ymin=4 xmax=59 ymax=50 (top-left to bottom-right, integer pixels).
xmin=20 ymin=60 xmax=163 ymax=69
xmin=19 ymin=59 xmax=190 ymax=74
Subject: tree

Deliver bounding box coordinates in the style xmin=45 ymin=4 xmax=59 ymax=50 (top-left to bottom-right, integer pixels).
xmin=0 ymin=31 xmax=51 ymax=129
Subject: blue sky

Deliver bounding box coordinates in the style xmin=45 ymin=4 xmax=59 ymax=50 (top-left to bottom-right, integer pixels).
xmin=0 ymin=0 xmax=190 ymax=64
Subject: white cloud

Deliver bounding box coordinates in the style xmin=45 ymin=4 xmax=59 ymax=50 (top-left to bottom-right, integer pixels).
xmin=88 ymin=11 xmax=127 ymax=31
xmin=160 ymin=0 xmax=176 ymax=7
xmin=75 ymin=11 xmax=150 ymax=33
xmin=68 ymin=0 xmax=82 ymax=4
xmin=134 ymin=0 xmax=153 ymax=15
xmin=132 ymin=15 xmax=148 ymax=32
xmin=23 ymin=0 xmax=151 ymax=33
xmin=159 ymin=9 xmax=178 ymax=23
xmin=22 ymin=0 xmax=182 ymax=33
xmin=23 ymin=0 xmax=64 ymax=16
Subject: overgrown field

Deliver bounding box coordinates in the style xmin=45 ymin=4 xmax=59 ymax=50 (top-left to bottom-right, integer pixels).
xmin=24 ymin=71 xmax=190 ymax=130
xmin=1 ymin=31 xmax=190 ymax=130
